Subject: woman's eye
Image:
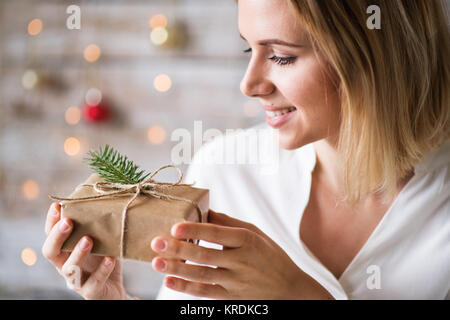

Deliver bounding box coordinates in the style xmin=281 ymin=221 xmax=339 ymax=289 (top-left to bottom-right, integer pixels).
xmin=269 ymin=55 xmax=296 ymax=66
xmin=242 ymin=48 xmax=296 ymax=66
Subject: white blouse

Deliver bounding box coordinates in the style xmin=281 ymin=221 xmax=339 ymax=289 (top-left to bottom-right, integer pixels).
xmin=157 ymin=124 xmax=450 ymax=300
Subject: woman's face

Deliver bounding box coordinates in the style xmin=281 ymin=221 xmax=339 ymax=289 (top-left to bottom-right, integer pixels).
xmin=238 ymin=0 xmax=341 ymax=149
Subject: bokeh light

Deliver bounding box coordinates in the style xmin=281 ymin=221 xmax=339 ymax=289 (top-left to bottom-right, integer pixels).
xmin=85 ymin=88 xmax=102 ymax=106
xmin=64 ymin=137 xmax=81 ymax=156
xmin=65 ymin=106 xmax=81 ymax=125
xmin=147 ymin=125 xmax=166 ymax=144
xmin=153 ymin=74 xmax=172 ymax=92
xmin=22 ymin=179 xmax=39 ymax=200
xmin=21 ymin=248 xmax=37 ymax=266
xmin=28 ymin=19 xmax=43 ymax=36
xmin=149 ymin=14 xmax=168 ymax=29
xmin=150 ymin=27 xmax=168 ymax=46
xmin=83 ymin=44 xmax=101 ymax=62
xmin=22 ymin=70 xmax=38 ymax=90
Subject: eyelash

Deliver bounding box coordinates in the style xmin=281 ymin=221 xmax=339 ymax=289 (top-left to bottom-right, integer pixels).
xmin=243 ymin=48 xmax=296 ymax=66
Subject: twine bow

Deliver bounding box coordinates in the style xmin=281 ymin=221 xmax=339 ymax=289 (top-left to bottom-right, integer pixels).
xmin=49 ymin=165 xmax=201 ymax=260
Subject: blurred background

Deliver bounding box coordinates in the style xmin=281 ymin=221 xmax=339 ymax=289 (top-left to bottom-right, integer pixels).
xmin=0 ymin=0 xmax=263 ymax=299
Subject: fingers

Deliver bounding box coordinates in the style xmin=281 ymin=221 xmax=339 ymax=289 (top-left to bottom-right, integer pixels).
xmin=170 ymin=222 xmax=251 ymax=248
xmin=152 ymin=257 xmax=230 ymax=284
xmin=42 ymin=218 xmax=73 ymax=269
xmin=164 ymin=276 xmax=228 ymax=299
xmin=45 ymin=203 xmax=61 ymax=236
xmin=57 ymin=236 xmax=117 ymax=299
xmin=151 ymin=236 xmax=232 ymax=267
xmin=82 ymin=257 xmax=116 ymax=299
xmin=60 ymin=236 xmax=93 ymax=289
xmin=207 ymin=209 xmax=262 ymax=235
xmin=62 ymin=236 xmax=93 ymax=272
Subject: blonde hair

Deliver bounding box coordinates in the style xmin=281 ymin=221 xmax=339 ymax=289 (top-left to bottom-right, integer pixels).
xmin=285 ymin=0 xmax=450 ymax=207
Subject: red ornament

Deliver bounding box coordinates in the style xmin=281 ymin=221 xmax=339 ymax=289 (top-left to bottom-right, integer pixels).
xmin=82 ymin=100 xmax=109 ymax=123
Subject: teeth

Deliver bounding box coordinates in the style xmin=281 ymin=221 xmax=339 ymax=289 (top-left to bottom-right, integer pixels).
xmin=266 ymin=107 xmax=296 ymax=118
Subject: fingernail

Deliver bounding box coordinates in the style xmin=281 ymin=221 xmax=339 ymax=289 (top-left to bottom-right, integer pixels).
xmin=79 ymin=237 xmax=91 ymax=251
xmin=103 ymin=257 xmax=113 ymax=266
xmin=153 ymin=239 xmax=167 ymax=252
xmin=166 ymin=277 xmax=175 ymax=288
xmin=59 ymin=219 xmax=71 ymax=233
xmin=155 ymin=258 xmax=167 ymax=271
xmin=51 ymin=205 xmax=59 ymax=216
xmin=171 ymin=224 xmax=184 ymax=237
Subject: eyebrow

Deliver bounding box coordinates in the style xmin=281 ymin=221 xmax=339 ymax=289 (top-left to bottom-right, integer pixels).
xmin=240 ymin=33 xmax=303 ymax=48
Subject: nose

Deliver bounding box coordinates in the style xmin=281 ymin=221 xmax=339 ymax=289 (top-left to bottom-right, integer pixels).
xmin=240 ymin=59 xmax=275 ymax=98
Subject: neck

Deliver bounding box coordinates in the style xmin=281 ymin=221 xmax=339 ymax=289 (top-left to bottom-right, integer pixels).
xmin=312 ymin=136 xmax=415 ymax=203
xmin=313 ymin=136 xmax=344 ymax=195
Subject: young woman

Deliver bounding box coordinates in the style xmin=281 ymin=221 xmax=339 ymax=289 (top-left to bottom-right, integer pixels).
xmin=43 ymin=0 xmax=450 ymax=299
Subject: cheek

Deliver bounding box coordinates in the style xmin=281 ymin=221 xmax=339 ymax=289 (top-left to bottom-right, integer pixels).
xmin=283 ymin=59 xmax=339 ymax=115
xmin=275 ymin=58 xmax=341 ymax=148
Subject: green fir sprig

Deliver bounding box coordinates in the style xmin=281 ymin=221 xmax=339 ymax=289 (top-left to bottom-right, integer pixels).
xmin=84 ymin=144 xmax=151 ymax=185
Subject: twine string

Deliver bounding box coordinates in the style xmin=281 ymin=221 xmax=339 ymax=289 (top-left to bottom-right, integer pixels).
xmin=49 ymin=165 xmax=201 ymax=259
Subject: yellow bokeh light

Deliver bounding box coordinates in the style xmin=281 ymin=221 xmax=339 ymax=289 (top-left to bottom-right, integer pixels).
xmin=64 ymin=137 xmax=81 ymax=156
xmin=147 ymin=126 xmax=166 ymax=145
xmin=65 ymin=106 xmax=81 ymax=125
xmin=22 ymin=70 xmax=39 ymax=90
xmin=83 ymin=44 xmax=101 ymax=63
xmin=21 ymin=248 xmax=37 ymax=266
xmin=28 ymin=19 xmax=43 ymax=36
xmin=150 ymin=27 xmax=168 ymax=46
xmin=22 ymin=179 xmax=39 ymax=200
xmin=149 ymin=14 xmax=168 ymax=29
xmin=153 ymin=74 xmax=172 ymax=92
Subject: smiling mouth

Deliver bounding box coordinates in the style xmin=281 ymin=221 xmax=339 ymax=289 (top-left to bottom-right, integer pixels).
xmin=265 ymin=107 xmax=296 ymax=118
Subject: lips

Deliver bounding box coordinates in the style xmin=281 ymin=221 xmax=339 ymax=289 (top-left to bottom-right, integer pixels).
xmin=265 ymin=107 xmax=296 ymax=117
xmin=264 ymin=106 xmax=297 ymax=128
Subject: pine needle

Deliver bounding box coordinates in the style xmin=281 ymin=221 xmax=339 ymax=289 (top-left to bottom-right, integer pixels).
xmin=84 ymin=144 xmax=151 ymax=185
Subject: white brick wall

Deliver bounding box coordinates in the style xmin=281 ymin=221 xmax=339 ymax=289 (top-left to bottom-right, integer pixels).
xmin=0 ymin=0 xmax=259 ymax=299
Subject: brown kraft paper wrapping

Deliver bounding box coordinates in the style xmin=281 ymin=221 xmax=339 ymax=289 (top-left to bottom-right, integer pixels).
xmin=58 ymin=173 xmax=209 ymax=262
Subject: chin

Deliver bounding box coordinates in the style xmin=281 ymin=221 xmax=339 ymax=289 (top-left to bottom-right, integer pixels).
xmin=279 ymin=141 xmax=300 ymax=150
xmin=276 ymin=124 xmax=320 ymax=150
xmin=278 ymin=133 xmax=308 ymax=150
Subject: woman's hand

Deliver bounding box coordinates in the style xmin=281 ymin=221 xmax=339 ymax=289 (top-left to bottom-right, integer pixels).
xmin=42 ymin=202 xmax=130 ymax=300
xmin=151 ymin=209 xmax=334 ymax=300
